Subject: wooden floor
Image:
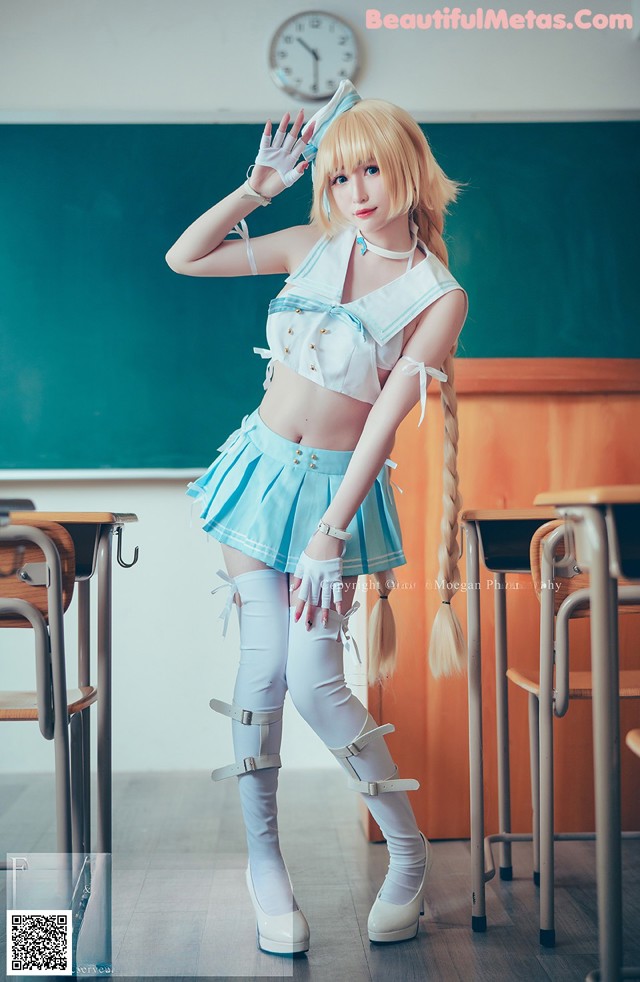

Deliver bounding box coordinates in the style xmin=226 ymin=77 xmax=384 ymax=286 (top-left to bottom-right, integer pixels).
xmin=1 ymin=771 xmax=639 ymax=980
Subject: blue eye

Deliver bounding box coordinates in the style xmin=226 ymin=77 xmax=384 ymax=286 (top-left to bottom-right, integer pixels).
xmin=331 ymin=175 xmax=347 ymax=186
xmin=366 ymin=165 xmax=379 ymax=176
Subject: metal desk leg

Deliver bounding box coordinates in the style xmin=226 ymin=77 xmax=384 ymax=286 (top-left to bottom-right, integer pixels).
xmin=583 ymin=507 xmax=623 ymax=982
xmin=494 ymin=572 xmax=513 ymax=880
xmin=96 ymin=528 xmax=113 ymax=856
xmin=465 ymin=522 xmax=486 ymax=931
xmin=538 ymin=542 xmax=557 ymax=947
xmin=78 ymin=579 xmax=91 ymax=855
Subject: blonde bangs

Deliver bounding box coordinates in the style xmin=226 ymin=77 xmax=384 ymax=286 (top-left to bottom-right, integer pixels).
xmin=318 ymin=108 xmax=383 ymax=179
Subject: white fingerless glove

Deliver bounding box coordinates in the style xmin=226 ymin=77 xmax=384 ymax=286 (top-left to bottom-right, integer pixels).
xmin=293 ymin=549 xmax=344 ymax=608
xmin=253 ymin=126 xmax=309 ymax=188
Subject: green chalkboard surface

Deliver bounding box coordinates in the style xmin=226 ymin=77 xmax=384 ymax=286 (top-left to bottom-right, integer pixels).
xmin=1 ymin=121 xmax=639 ymax=469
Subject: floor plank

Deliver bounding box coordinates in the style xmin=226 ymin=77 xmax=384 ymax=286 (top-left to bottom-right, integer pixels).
xmin=1 ymin=771 xmax=639 ymax=980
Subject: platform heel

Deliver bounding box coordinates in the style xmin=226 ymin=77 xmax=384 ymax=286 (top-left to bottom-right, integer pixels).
xmin=367 ymin=831 xmax=432 ymax=942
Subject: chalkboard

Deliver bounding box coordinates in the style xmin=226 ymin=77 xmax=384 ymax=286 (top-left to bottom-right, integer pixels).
xmin=1 ymin=121 xmax=638 ymax=469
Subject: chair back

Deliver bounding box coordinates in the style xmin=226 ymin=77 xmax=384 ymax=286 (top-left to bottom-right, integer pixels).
xmin=530 ymin=518 xmax=640 ymax=616
xmin=0 ymin=518 xmax=75 ymax=628
xmin=529 ymin=520 xmax=592 ymax=616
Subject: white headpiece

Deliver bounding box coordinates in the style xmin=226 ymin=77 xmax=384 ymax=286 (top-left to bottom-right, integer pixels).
xmin=301 ymin=79 xmax=362 ymax=164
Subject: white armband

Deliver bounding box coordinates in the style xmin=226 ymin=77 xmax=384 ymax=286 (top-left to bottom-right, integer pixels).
xmin=228 ymin=218 xmax=258 ymax=276
xmin=399 ymin=356 xmax=448 ymax=426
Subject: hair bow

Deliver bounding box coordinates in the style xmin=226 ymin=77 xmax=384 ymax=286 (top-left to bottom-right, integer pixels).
xmin=301 ymin=79 xmax=362 ymax=164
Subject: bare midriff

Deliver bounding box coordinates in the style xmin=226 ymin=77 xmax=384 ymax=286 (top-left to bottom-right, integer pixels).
xmin=258 ymin=361 xmax=381 ymax=450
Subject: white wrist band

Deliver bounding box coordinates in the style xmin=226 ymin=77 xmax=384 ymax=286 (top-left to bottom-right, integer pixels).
xmin=317 ymin=520 xmax=352 ymax=541
xmin=240 ymin=178 xmax=272 ymax=207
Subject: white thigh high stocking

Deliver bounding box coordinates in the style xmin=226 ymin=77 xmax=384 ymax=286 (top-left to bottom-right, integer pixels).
xmin=212 ymin=568 xmax=295 ymax=917
xmin=286 ymin=608 xmax=426 ymax=906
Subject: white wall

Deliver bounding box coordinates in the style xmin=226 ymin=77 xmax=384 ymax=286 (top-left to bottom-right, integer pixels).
xmin=1 ymin=0 xmax=638 ymax=120
xmin=1 ymin=1 xmax=638 ymax=773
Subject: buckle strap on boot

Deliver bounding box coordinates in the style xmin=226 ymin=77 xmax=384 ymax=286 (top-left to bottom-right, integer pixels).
xmin=329 ymin=722 xmax=395 ymax=759
xmin=347 ymin=775 xmax=420 ymax=795
xmin=209 ymin=697 xmax=283 ymax=726
xmin=209 ymin=698 xmax=283 ymax=781
xmin=211 ymin=754 xmax=281 ymax=782
xmin=328 ymin=713 xmax=421 ymax=791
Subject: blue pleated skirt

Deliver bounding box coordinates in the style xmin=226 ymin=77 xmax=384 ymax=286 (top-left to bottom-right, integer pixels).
xmin=186 ymin=406 xmax=407 ymax=576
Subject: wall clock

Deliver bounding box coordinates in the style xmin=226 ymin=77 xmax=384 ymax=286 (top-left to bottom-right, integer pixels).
xmin=268 ymin=11 xmax=359 ymax=101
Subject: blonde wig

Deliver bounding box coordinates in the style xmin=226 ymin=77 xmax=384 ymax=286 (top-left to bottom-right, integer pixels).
xmin=311 ymin=100 xmax=466 ymax=680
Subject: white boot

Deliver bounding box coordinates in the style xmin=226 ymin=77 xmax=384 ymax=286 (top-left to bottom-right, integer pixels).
xmin=210 ymin=568 xmax=309 ymax=955
xmin=286 ymin=606 xmax=429 ymax=943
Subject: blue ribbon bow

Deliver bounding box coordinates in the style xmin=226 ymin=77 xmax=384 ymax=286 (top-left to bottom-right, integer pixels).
xmin=301 ymin=80 xmax=362 ymax=164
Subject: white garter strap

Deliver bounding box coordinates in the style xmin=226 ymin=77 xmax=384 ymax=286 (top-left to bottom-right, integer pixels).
xmin=384 ymin=457 xmax=403 ymax=495
xmin=209 ymin=698 xmax=283 ymax=727
xmin=328 ymin=720 xmax=421 ymax=794
xmin=338 ymin=601 xmax=361 ymax=664
xmin=210 ymin=754 xmax=281 ymax=782
xmin=228 ymin=218 xmax=258 ymax=275
xmin=211 ymin=568 xmax=239 ymax=637
xmin=209 ymin=698 xmax=283 ymax=781
xmin=253 ymin=346 xmax=275 ymax=390
xmin=329 ymin=721 xmax=395 ymax=759
xmin=187 ymin=414 xmax=254 ymax=527
xmin=399 ymin=357 xmax=448 ymax=427
xmin=348 ymin=770 xmax=420 ymax=795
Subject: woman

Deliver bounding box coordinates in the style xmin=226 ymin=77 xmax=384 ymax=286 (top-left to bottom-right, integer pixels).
xmin=166 ymin=81 xmax=468 ymax=956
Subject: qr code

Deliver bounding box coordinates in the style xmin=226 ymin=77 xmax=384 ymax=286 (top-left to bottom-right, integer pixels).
xmin=6 ymin=910 xmax=73 ymax=976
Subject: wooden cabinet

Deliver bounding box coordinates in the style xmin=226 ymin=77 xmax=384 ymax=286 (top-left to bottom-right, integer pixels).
xmin=363 ymin=359 xmax=640 ymax=840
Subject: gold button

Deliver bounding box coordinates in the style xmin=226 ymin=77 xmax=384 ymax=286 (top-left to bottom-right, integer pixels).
xmin=288 ymin=327 xmax=294 ymax=334
xmin=309 ymin=463 xmax=316 ymax=469
xmin=296 ymin=449 xmax=303 ymax=455
xmin=311 ymin=454 xmax=318 ymax=460
xmin=310 ymin=365 xmax=316 ymax=371
xmin=309 ymin=343 xmax=315 ymax=349
xmin=295 ymin=308 xmax=302 ymax=314
xmin=293 ymin=458 xmax=300 ymax=464
xmin=319 ymin=328 xmax=328 ymax=334
xmin=284 ymin=347 xmax=289 ymax=354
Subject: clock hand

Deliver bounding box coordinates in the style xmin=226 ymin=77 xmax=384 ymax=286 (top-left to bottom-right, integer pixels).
xmin=296 ymin=37 xmax=319 ymax=60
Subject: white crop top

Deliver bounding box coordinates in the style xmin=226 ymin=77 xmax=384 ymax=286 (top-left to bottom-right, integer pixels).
xmin=253 ymin=224 xmax=467 ymax=425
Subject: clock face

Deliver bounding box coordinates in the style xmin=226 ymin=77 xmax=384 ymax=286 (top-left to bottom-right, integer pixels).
xmin=268 ymin=11 xmax=359 ymax=101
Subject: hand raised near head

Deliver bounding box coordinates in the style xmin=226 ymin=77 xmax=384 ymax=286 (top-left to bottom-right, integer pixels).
xmin=248 ymin=110 xmax=315 ymax=199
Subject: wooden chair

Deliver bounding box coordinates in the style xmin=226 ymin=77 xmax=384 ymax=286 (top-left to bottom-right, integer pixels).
xmin=506 ymin=519 xmax=640 ymax=946
xmin=627 ymin=730 xmax=640 ymax=758
xmin=0 ymin=508 xmax=97 ymax=858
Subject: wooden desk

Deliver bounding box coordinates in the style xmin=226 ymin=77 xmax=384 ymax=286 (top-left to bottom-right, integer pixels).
xmin=9 ymin=511 xmax=138 ymax=855
xmin=460 ymin=508 xmax=558 ymax=933
xmin=534 ymin=486 xmax=640 ymax=982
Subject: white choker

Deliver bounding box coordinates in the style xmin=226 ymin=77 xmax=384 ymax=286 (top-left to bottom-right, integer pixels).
xmin=355 ymin=224 xmax=418 ymax=261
